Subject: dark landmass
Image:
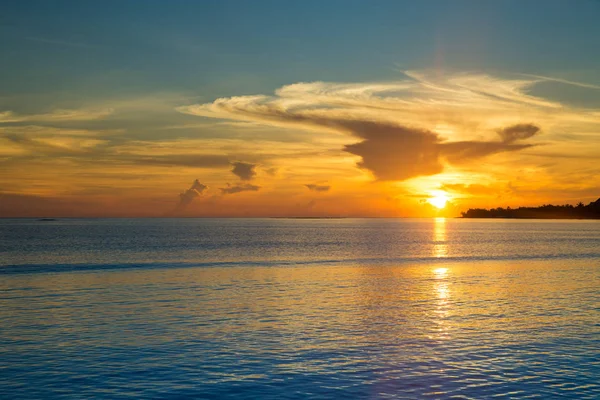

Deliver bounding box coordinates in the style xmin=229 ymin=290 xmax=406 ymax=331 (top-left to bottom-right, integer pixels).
xmin=462 ymin=198 xmax=600 ymax=219
xmin=37 ymin=218 xmax=57 ymax=221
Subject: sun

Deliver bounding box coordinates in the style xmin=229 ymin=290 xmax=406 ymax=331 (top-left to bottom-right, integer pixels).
xmin=427 ymin=191 xmax=449 ymax=209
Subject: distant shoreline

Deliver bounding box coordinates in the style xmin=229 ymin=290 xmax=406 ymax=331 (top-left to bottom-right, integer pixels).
xmin=461 ymin=198 xmax=600 ymax=219
xmin=461 ymin=216 xmax=600 ymax=220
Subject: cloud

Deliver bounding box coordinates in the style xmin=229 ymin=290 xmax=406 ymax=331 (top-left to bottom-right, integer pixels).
xmin=265 ymin=167 xmax=279 ymax=176
xmin=0 ymin=108 xmax=113 ymax=123
xmin=220 ymin=183 xmax=261 ymax=195
xmin=0 ymin=125 xmax=120 ymax=137
xmin=440 ymin=138 xmax=536 ymax=165
xmin=305 ymin=184 xmax=331 ymax=192
xmin=497 ymin=123 xmax=540 ymax=143
xmin=178 ymin=71 xmax=561 ymax=181
xmin=341 ymin=121 xmax=540 ymax=180
xmin=231 ymin=162 xmax=256 ymax=180
xmin=342 ymin=123 xmax=443 ymax=180
xmin=0 ymin=131 xmax=106 ymax=155
xmin=0 ymin=125 xmax=272 ymax=175
xmin=177 ymin=179 xmax=207 ymax=209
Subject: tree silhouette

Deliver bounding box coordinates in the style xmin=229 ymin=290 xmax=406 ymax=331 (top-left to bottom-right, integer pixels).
xmin=462 ymin=198 xmax=600 ymax=219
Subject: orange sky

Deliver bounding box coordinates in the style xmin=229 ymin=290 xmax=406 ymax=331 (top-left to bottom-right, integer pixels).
xmin=1 ymin=71 xmax=600 ymax=217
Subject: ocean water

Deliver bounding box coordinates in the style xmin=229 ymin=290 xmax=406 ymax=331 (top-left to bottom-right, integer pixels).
xmin=1 ymin=218 xmax=599 ymax=399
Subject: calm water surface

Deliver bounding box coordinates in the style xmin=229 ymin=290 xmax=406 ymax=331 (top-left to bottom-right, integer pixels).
xmin=1 ymin=218 xmax=599 ymax=398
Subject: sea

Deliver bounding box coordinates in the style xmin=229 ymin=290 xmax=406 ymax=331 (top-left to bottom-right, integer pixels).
xmin=1 ymin=218 xmax=599 ymax=399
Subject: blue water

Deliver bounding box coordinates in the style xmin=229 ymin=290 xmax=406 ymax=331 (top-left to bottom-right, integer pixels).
xmin=1 ymin=218 xmax=599 ymax=398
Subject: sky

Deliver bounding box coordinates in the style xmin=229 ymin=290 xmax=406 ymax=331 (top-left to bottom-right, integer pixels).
xmin=1 ymin=0 xmax=600 ymax=217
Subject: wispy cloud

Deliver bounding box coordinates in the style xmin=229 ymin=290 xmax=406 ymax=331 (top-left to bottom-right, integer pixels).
xmin=1 ymin=130 xmax=107 ymax=155
xmin=0 ymin=108 xmax=113 ymax=123
xmin=519 ymin=73 xmax=600 ymax=91
xmin=177 ymin=71 xmax=586 ymax=181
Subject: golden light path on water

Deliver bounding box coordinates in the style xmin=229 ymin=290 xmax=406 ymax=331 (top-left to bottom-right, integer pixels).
xmin=432 ymin=266 xmax=451 ymax=341
xmin=433 ymin=217 xmax=448 ymax=258
xmin=432 ymin=218 xmax=450 ymax=341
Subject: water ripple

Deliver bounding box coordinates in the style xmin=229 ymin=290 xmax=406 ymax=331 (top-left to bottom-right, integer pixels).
xmin=1 ymin=219 xmax=599 ymax=398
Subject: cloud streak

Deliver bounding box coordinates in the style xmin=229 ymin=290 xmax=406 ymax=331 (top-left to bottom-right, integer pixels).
xmin=220 ymin=183 xmax=261 ymax=195
xmin=0 ymin=108 xmax=113 ymax=123
xmin=306 ymin=184 xmax=331 ymax=192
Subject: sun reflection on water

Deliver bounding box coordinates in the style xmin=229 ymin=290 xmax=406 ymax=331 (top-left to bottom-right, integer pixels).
xmin=431 ymin=265 xmax=451 ymax=340
xmin=433 ymin=217 xmax=448 ymax=258
xmin=434 ymin=267 xmax=450 ymax=301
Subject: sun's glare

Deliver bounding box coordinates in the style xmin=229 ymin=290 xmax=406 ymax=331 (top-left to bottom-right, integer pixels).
xmin=427 ymin=191 xmax=449 ymax=209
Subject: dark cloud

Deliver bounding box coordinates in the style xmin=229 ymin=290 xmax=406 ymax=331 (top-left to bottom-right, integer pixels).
xmin=177 ymin=179 xmax=207 ymax=209
xmin=220 ymin=183 xmax=261 ymax=195
xmin=497 ymin=124 xmax=540 ymax=143
xmin=342 ymin=121 xmax=541 ymax=180
xmin=305 ymin=184 xmax=331 ymax=192
xmin=343 ymin=123 xmax=443 ymax=181
xmin=231 ymin=162 xmax=256 ymax=180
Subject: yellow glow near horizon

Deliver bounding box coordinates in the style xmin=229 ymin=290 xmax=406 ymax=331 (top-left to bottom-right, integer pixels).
xmin=427 ymin=191 xmax=449 ymax=209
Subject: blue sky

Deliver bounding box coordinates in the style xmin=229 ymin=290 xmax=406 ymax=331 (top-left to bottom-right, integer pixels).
xmin=2 ymin=0 xmax=599 ymax=109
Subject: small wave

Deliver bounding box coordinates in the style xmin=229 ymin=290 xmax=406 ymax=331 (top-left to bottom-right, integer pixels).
xmin=2 ymin=252 xmax=600 ymax=275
